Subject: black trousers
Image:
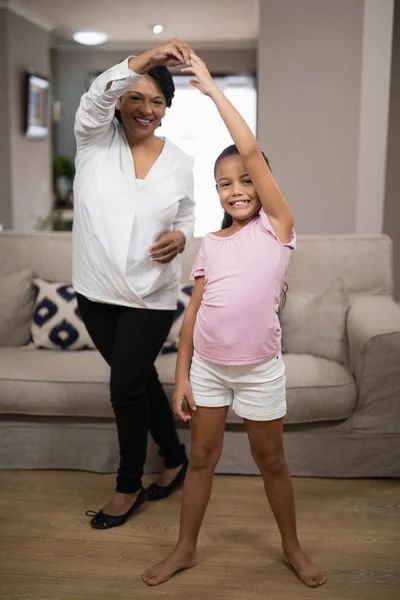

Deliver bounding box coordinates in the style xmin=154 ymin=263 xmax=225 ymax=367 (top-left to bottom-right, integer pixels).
xmin=76 ymin=293 xmax=186 ymax=494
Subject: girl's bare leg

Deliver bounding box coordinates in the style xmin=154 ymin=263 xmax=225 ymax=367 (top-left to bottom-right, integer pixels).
xmin=142 ymin=406 xmax=228 ymax=586
xmin=244 ymin=417 xmax=327 ymax=588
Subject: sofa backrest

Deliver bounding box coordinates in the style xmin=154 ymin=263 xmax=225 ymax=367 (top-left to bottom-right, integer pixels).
xmin=286 ymin=235 xmax=393 ymax=296
xmin=0 ymin=232 xmax=74 ymax=282
xmin=0 ymin=231 xmax=393 ymax=296
xmin=173 ymin=234 xmax=394 ymax=297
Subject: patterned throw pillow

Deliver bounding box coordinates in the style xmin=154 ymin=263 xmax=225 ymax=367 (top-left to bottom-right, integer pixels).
xmin=31 ymin=278 xmax=95 ymax=351
xmin=162 ymin=284 xmax=194 ymax=354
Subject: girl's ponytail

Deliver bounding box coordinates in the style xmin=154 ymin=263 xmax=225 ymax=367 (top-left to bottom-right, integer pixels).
xmin=221 ymin=212 xmax=233 ymax=229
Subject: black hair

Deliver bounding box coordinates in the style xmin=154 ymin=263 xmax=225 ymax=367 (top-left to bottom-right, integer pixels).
xmin=280 ymin=281 xmax=289 ymax=309
xmin=147 ymin=66 xmax=175 ymax=107
xmin=214 ymin=144 xmax=271 ymax=230
xmin=115 ymin=65 xmax=175 ymax=122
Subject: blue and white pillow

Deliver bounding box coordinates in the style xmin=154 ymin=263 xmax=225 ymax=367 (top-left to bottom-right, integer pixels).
xmin=31 ymin=278 xmax=95 ymax=351
xmin=162 ymin=284 xmax=194 ymax=354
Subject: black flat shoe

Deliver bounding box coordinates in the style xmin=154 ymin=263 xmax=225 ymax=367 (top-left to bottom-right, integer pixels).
xmin=85 ymin=487 xmax=146 ymax=529
xmin=146 ymin=458 xmax=188 ymax=501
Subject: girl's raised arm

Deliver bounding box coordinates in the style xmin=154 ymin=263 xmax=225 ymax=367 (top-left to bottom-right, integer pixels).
xmin=183 ymin=54 xmax=293 ymax=243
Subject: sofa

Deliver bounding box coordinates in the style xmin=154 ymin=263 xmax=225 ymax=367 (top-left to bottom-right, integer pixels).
xmin=0 ymin=230 xmax=399 ymax=478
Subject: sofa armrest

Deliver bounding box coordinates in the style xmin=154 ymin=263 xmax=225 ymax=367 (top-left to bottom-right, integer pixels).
xmin=347 ymin=296 xmax=400 ymax=434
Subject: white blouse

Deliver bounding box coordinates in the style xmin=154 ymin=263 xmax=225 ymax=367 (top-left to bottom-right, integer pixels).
xmin=72 ymin=57 xmax=195 ymax=310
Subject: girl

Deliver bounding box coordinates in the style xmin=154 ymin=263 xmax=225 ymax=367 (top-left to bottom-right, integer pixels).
xmin=142 ymin=53 xmax=326 ymax=587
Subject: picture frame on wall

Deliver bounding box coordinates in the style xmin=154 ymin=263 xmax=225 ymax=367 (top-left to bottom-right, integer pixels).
xmin=24 ymin=70 xmax=50 ymax=139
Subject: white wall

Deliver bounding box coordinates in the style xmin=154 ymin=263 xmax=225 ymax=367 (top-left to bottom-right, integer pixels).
xmin=384 ymin=0 xmax=400 ymax=300
xmin=356 ymin=0 xmax=394 ymax=234
xmin=7 ymin=10 xmax=52 ymax=231
xmin=257 ymin=0 xmax=394 ymax=237
xmin=0 ymin=9 xmax=12 ymax=229
xmin=258 ymin=0 xmax=365 ymax=234
xmin=0 ymin=9 xmax=52 ymax=231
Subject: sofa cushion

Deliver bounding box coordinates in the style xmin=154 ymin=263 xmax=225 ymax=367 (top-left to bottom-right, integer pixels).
xmin=150 ymin=352 xmax=357 ymax=425
xmin=0 ymin=349 xmax=357 ymax=425
xmin=282 ymin=354 xmax=357 ymax=424
xmin=280 ymin=278 xmax=349 ymax=363
xmin=0 ymin=348 xmax=112 ymax=418
xmin=0 ymin=268 xmax=34 ymax=346
xmin=31 ymin=278 xmax=95 ymax=351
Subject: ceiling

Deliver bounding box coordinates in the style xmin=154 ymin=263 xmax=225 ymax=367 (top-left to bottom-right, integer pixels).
xmin=3 ymin=0 xmax=259 ymax=48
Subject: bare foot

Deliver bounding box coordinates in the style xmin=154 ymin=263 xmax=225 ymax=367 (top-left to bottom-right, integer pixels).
xmin=155 ymin=464 xmax=185 ymax=487
xmin=283 ymin=545 xmax=327 ymax=587
xmin=142 ymin=549 xmax=196 ymax=586
xmin=101 ymin=490 xmax=141 ymax=516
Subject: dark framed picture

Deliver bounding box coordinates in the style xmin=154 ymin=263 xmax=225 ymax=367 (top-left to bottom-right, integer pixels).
xmin=24 ymin=70 xmax=50 ymax=139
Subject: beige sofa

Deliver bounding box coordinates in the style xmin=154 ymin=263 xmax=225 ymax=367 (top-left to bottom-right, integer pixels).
xmin=1 ymin=231 xmax=399 ymax=477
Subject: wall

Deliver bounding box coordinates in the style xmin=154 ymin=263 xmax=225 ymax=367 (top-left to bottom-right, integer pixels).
xmin=384 ymin=0 xmax=400 ymax=300
xmin=355 ymin=0 xmax=394 ymax=234
xmin=258 ymin=0 xmax=365 ymax=234
xmin=52 ymin=47 xmax=257 ymax=160
xmin=0 ymin=9 xmax=51 ymax=231
xmin=0 ymin=9 xmax=12 ymax=229
xmin=7 ymin=11 xmax=52 ymax=231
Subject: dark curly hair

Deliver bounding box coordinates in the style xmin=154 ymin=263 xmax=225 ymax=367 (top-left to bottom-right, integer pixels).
xmin=115 ymin=65 xmax=175 ymax=122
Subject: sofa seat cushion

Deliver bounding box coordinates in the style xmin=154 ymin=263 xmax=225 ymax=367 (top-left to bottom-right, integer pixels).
xmin=0 ymin=350 xmax=357 ymax=425
xmin=0 ymin=349 xmax=181 ymax=419
xmin=283 ymin=354 xmax=357 ymax=424
xmin=0 ymin=348 xmax=112 ymax=418
xmin=156 ymin=353 xmax=358 ymax=425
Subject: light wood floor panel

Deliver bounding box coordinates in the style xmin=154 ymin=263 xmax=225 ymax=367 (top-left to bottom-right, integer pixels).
xmin=0 ymin=471 xmax=399 ymax=600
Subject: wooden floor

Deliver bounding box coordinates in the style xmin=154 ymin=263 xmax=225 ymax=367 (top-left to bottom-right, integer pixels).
xmin=0 ymin=472 xmax=399 ymax=600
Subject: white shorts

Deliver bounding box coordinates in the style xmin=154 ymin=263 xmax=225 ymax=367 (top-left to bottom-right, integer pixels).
xmin=190 ymin=351 xmax=287 ymax=422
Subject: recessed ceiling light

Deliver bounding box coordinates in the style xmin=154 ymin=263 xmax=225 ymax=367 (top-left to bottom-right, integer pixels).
xmin=73 ymin=31 xmax=108 ymax=46
xmin=152 ymin=24 xmax=164 ymax=35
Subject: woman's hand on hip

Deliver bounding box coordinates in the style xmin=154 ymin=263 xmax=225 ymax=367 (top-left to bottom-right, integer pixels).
xmin=181 ymin=52 xmax=217 ymax=97
xmin=149 ymin=231 xmax=186 ymax=264
xmin=173 ymin=379 xmax=196 ymax=422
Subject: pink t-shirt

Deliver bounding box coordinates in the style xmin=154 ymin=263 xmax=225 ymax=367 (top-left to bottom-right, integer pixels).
xmin=190 ymin=210 xmax=296 ymax=366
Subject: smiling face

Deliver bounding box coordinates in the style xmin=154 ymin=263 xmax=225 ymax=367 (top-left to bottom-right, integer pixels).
xmin=215 ymin=154 xmax=261 ymax=226
xmin=117 ymin=75 xmax=166 ymax=141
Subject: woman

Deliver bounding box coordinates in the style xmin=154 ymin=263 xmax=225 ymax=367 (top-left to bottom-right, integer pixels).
xmin=73 ymin=39 xmax=195 ymax=529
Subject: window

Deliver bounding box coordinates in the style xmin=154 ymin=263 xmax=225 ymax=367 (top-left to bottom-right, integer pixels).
xmin=157 ymin=74 xmax=257 ymax=236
